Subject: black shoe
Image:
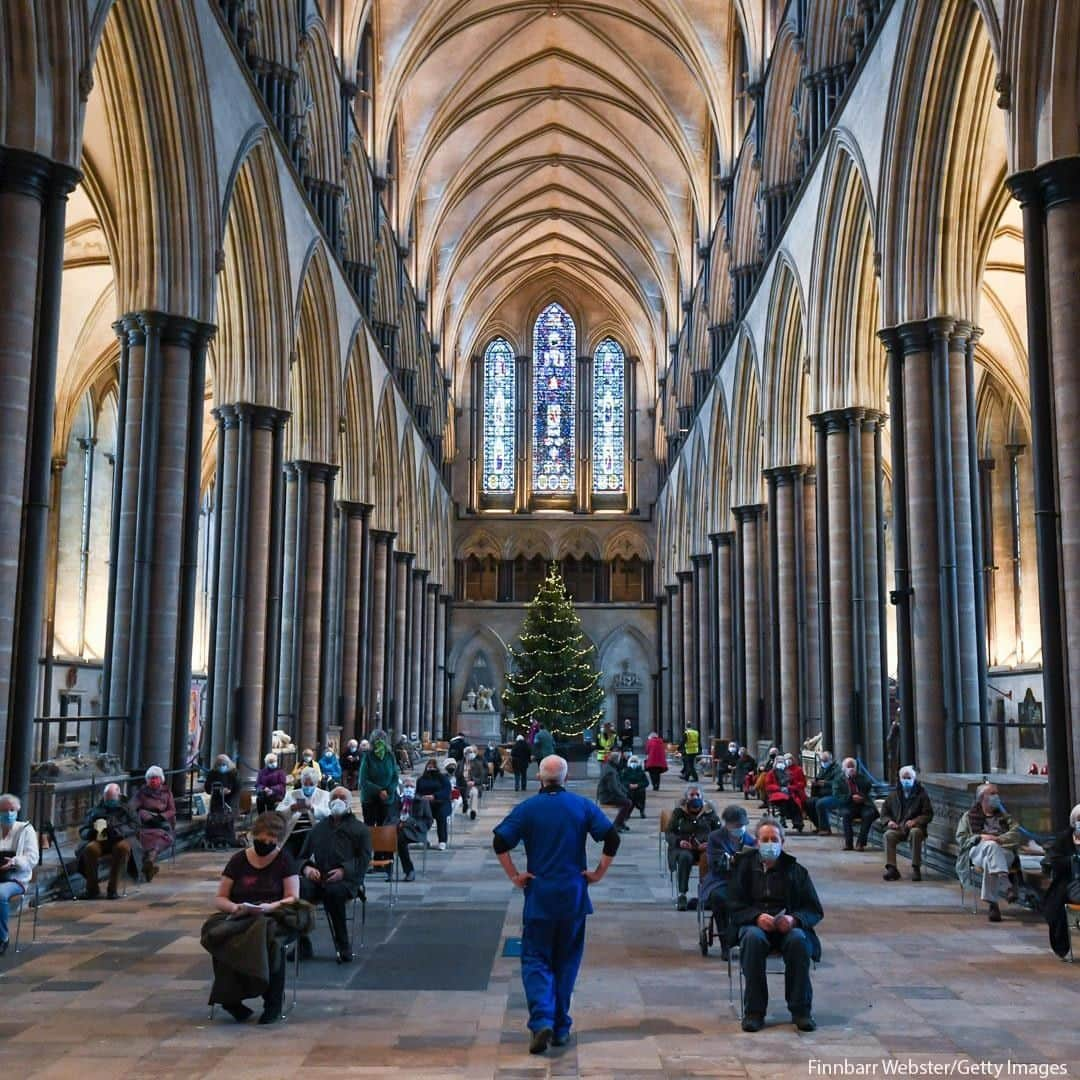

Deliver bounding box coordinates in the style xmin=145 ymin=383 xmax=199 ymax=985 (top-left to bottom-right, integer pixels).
xmin=639 ymin=811 xmax=646 ymax=818
xmin=257 ymin=1008 xmax=282 ymax=1025
xmin=552 ymin=1032 xmax=569 ymax=1047
xmin=988 ymin=902 xmax=1002 ymax=923
xmin=911 ymin=866 xmax=922 ymax=882
xmin=403 ymin=870 xmax=416 ymax=882
xmin=843 ymin=843 xmax=854 ymax=851
xmin=855 ymin=842 xmax=867 ymax=852
xmin=618 ymin=824 xmax=630 ymax=833
xmin=813 ymin=828 xmax=832 ymax=836
xmin=82 ymin=890 xmax=101 ymax=901
xmin=883 ymin=864 xmax=901 ymax=881
xmin=470 ymin=809 xmax=476 ymax=820
xmin=298 ymin=936 xmax=314 ymax=960
xmin=741 ymin=1014 xmax=764 ymax=1032
xmin=222 ymin=1002 xmax=253 ymax=1023
xmin=106 ymin=889 xmax=119 ymax=900
xmin=0 ymin=937 xmax=8 ymax=956
xmin=529 ymin=1027 xmax=554 ymax=1054
xmin=336 ymin=948 xmax=353 ymax=964
xmin=677 ymin=893 xmax=688 ymax=911
xmin=793 ymin=1014 xmax=817 ymax=1032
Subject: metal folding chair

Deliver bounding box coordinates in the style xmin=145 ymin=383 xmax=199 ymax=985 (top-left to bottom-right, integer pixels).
xmin=1065 ymin=904 xmax=1080 ymax=963
xmin=11 ymin=876 xmax=40 ymax=954
xmin=209 ymin=937 xmax=301 ymax=1021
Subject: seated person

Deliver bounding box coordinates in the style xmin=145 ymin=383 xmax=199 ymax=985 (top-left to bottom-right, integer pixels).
xmin=341 ymin=739 xmax=363 ymax=791
xmin=461 ymin=747 xmax=486 ymax=819
xmin=881 ymin=765 xmax=933 ymax=882
xmin=278 ymin=768 xmax=331 ymax=854
xmin=448 ymin=732 xmax=468 ymax=764
xmin=808 ymin=751 xmax=840 ymax=834
xmin=129 ymin=765 xmax=176 ymax=881
xmin=666 ymin=785 xmax=720 ymax=911
xmin=1043 ymin=802 xmax=1080 ymax=959
xmin=956 ymin=782 xmax=1024 ymax=922
xmin=290 ymin=749 xmax=321 ymax=787
xmin=753 ymin=747 xmax=780 ymax=805
xmin=318 ymin=746 xmax=342 ymax=790
xmin=732 ymin=747 xmax=757 ymax=798
xmin=619 ymin=754 xmax=649 ymax=819
xmin=298 ymin=787 xmax=371 ymax=963
xmin=358 ymin=734 xmax=399 ymax=827
xmin=483 ymin=743 xmax=503 ymax=785
xmin=699 ymin=804 xmax=755 ymax=957
xmin=207 ymin=812 xmax=303 ymax=1025
xmin=416 ymin=759 xmax=452 ymax=849
xmin=727 ymin=818 xmax=822 ymax=1033
xmin=715 ymin=741 xmax=741 ymax=792
xmin=763 ymin=755 xmax=807 ymax=831
xmin=255 ymin=753 xmax=287 ymax=814
xmin=833 ymin=757 xmax=878 ymax=851
xmin=0 ymin=793 xmax=39 ymax=955
xmin=395 ymin=777 xmax=432 ymax=882
xmin=445 ymin=758 xmax=464 ymax=814
xmin=596 ymin=751 xmax=633 ymax=833
xmin=77 ymin=783 xmax=142 ymax=899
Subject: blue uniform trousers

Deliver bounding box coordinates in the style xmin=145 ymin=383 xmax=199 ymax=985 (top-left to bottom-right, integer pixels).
xmin=521 ymin=916 xmax=586 ymax=1036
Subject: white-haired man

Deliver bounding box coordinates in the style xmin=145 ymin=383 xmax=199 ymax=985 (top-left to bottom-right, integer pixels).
xmin=492 ymin=754 xmax=621 ymax=1055
xmin=77 ymin=783 xmax=142 ymax=899
xmin=881 ymin=765 xmax=934 ymax=882
xmin=0 ymin=793 xmax=38 ymax=954
xmin=956 ymin=782 xmax=1023 ymax=921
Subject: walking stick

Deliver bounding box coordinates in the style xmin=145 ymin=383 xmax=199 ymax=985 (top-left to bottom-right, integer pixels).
xmin=43 ymin=821 xmax=78 ymax=901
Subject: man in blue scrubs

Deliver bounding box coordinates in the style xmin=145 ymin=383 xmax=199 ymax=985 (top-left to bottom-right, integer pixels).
xmin=493 ymin=754 xmax=621 ymax=1054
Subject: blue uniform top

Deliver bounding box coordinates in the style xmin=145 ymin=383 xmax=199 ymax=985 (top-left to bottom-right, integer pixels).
xmin=493 ymin=787 xmax=615 ymax=922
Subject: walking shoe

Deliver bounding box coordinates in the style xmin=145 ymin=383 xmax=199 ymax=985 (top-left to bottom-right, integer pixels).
xmin=639 ymin=810 xmax=646 ymax=818
xmin=106 ymin=888 xmax=119 ymax=900
xmin=470 ymin=809 xmax=476 ymax=820
xmin=854 ymin=842 xmax=866 ymax=852
xmin=911 ymin=866 xmax=922 ymax=882
xmin=741 ymin=1014 xmax=764 ymax=1032
xmin=221 ymin=1002 xmax=253 ymax=1023
xmin=988 ymin=902 xmax=1002 ymax=922
xmin=793 ymin=1014 xmax=817 ymax=1032
xmin=403 ymin=870 xmax=416 ymax=882
xmin=529 ymin=1027 xmax=554 ymax=1054
xmin=438 ymin=842 xmax=447 ymax=850
xmin=843 ymin=843 xmax=854 ymax=851
xmin=677 ymin=893 xmax=688 ymax=911
xmin=883 ymin=864 xmax=901 ymax=881
xmin=813 ymin=828 xmax=832 ymax=836
xmin=257 ymin=1008 xmax=282 ymax=1025
xmin=336 ymin=948 xmax=353 ymax=964
xmin=551 ymin=1032 xmax=570 ymax=1047
xmin=617 ymin=824 xmax=630 ymax=833
xmin=143 ymin=860 xmax=158 ymax=883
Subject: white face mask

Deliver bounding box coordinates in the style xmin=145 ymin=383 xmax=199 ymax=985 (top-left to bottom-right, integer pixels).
xmin=844 ymin=767 xmax=856 ymax=778
xmin=329 ymin=799 xmax=349 ymax=817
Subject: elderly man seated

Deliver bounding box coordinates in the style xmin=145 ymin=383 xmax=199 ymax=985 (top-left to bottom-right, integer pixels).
xmin=832 ymin=757 xmax=878 ymax=851
xmin=956 ymin=782 xmax=1024 ymax=922
xmin=666 ymin=785 xmax=720 ymax=911
xmin=77 ymin=783 xmax=142 ymax=899
xmin=0 ymin=793 xmax=39 ymax=955
xmin=278 ymin=768 xmax=331 ymax=855
xmin=297 ymin=787 xmax=371 ymax=963
xmin=727 ymin=818 xmax=823 ymax=1033
xmin=881 ymin=765 xmax=934 ymax=882
xmin=699 ymin=804 xmax=756 ymax=958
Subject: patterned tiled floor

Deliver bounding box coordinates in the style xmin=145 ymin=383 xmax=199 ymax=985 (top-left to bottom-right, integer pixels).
xmin=1 ymin=772 xmax=1078 ymax=1079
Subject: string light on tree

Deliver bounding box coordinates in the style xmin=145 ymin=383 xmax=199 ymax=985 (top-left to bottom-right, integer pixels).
xmin=502 ymin=565 xmax=605 ymax=738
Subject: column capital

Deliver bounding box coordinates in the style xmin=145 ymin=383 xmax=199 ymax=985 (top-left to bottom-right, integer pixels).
xmin=763 ymin=463 xmax=808 ymax=484
xmin=426 ymin=580 xmax=440 ymax=595
xmin=234 ymin=402 xmax=291 ymax=430
xmin=655 ymin=592 xmax=668 ymax=608
xmin=0 ymin=146 xmax=81 ymax=200
xmin=1007 ymin=156 xmax=1080 ymax=210
xmin=394 ymin=550 xmax=416 ymax=566
xmin=690 ymin=553 xmax=711 ymax=568
xmin=337 ymin=500 xmax=373 ymax=519
xmin=731 ymin=502 xmax=766 ymax=521
xmin=290 ymin=460 xmax=339 ymax=483
xmin=124 ymin=310 xmax=216 ymax=348
xmin=664 ymin=582 xmax=678 ymax=596
xmin=709 ymin=530 xmax=735 ymax=548
xmin=212 ymin=403 xmax=241 ymax=428
xmin=439 ymin=592 xmax=453 ymax=605
xmin=412 ymin=567 xmax=430 ymax=582
xmin=370 ymin=528 xmax=397 ymax=544
xmin=676 ymin=569 xmax=693 ymax=584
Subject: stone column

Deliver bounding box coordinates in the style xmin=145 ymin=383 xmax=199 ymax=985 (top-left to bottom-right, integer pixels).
xmin=276 ymin=464 xmax=300 ymax=739
xmin=691 ymin=553 xmax=711 ymax=739
xmin=409 ymin=567 xmax=428 ymax=736
xmin=467 ymin=355 xmax=481 ymax=513
xmin=338 ymin=501 xmax=372 ymax=745
xmin=626 ymin=354 xmax=639 ymax=513
xmin=514 ymin=354 xmax=531 ymax=513
xmin=710 ymin=533 xmax=736 ymax=741
xmin=0 ymin=148 xmax=80 ymax=799
xmin=207 ymin=404 xmax=288 ymax=773
xmin=734 ymin=506 xmax=765 ymax=751
xmin=664 ymin=584 xmax=677 ymax=741
xmin=423 ymin=581 xmax=438 ymax=732
xmin=678 ymin=570 xmax=695 ymax=737
xmin=366 ymin=530 xmax=395 ymax=727
xmin=576 ymin=353 xmax=593 ymax=512
xmin=435 ymin=593 xmax=451 ymax=738
xmin=391 ymin=551 xmax=414 ymax=736
xmin=801 ymin=472 xmax=822 ymax=741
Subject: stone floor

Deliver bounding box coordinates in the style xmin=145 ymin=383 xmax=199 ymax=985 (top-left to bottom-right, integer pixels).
xmin=1 ymin=772 xmax=1078 ymax=1079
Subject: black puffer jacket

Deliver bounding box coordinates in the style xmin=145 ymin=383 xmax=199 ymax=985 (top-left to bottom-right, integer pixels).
xmin=880 ymin=782 xmax=934 ymax=830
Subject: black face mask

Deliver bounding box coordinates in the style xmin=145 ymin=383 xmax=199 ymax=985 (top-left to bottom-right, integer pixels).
xmin=252 ymin=839 xmax=276 ymax=857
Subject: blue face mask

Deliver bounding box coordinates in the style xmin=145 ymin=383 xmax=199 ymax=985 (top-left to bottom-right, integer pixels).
xmin=687 ymin=797 xmax=703 ymax=811
xmin=301 ymin=786 xmax=316 ymax=798
xmin=0 ymin=810 xmax=17 ymax=827
xmin=987 ymin=795 xmax=1003 ymax=812
xmin=218 ymin=765 xmax=229 ymax=773
xmin=759 ymin=841 xmax=782 ymax=861
xmin=726 ymin=825 xmax=745 ymax=838
xmin=900 ymin=778 xmax=915 ymax=790
xmin=104 ymin=799 xmax=120 ymax=808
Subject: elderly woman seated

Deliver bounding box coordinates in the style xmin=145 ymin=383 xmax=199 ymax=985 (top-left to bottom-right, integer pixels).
xmin=956 ymin=782 xmax=1024 ymax=922
xmin=666 ymin=785 xmax=720 ymax=911
xmin=129 ymin=765 xmax=176 ymax=881
xmin=0 ymin=792 xmax=39 ymax=955
xmin=203 ymin=812 xmax=312 ymax=1025
xmin=699 ymin=804 xmax=756 ymax=958
xmin=278 ymin=768 xmax=331 ymax=856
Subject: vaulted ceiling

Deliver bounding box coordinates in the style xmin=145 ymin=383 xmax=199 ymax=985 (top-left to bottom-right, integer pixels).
xmin=371 ymin=0 xmax=740 ymax=381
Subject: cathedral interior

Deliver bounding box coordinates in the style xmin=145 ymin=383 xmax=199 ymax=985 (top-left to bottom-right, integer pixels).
xmin=1 ymin=0 xmax=1079 ymax=1074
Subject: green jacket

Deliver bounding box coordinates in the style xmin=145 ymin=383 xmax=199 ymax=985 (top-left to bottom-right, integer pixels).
xmin=359 ymin=745 xmax=399 ymax=803
xmin=620 ymin=764 xmax=648 ymax=790
xmin=831 ymin=769 xmax=873 ymax=809
xmin=955 ymin=805 xmax=1023 ymax=886
xmin=533 ymin=729 xmax=555 ymax=761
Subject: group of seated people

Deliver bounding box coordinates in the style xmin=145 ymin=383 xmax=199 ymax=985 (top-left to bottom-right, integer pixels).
xmin=595 ymin=749 xmax=651 ymax=830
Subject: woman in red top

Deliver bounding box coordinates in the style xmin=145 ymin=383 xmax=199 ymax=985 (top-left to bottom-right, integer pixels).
xmin=644 ymin=732 xmax=669 ymax=791
xmin=763 ymin=755 xmax=808 ymax=831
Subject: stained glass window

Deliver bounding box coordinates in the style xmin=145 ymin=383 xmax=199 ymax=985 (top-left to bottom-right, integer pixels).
xmin=532 ymin=303 xmax=576 ymax=495
xmin=592 ymin=337 xmax=625 ymax=493
xmin=482 ymin=337 xmax=515 ymax=494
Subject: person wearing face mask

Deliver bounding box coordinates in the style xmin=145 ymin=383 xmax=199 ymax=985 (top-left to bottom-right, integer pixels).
xmin=881 ymin=766 xmax=934 ymax=882
xmin=753 ymin=747 xmax=781 ymax=805
xmin=206 ymin=812 xmax=309 ymax=1025
xmin=733 ymin=746 xmax=757 ymax=798
xmin=666 ymin=786 xmax=721 ymax=910
xmin=77 ymin=783 xmax=143 ymax=899
xmin=1042 ymin=803 xmax=1080 ymax=958
xmin=831 ymin=757 xmax=878 ymax=851
xmin=358 ymin=734 xmax=400 ymax=827
xmin=395 ymin=777 xmax=431 ymax=881
xmin=956 ymin=783 xmax=1024 ymax=922
xmin=619 ymin=754 xmax=649 ymax=818
xmin=808 ymin=752 xmax=841 ymax=834
xmin=417 ymin=758 xmax=453 ymax=848
xmin=596 ymin=750 xmax=634 ymax=834
xmin=341 ymin=739 xmax=364 ymax=791
xmin=290 ymin=749 xmax=322 ymax=788
xmin=278 ymin=768 xmax=332 ymax=855
xmin=727 ymin=818 xmax=822 ymax=1032
xmin=0 ymin=793 xmax=39 ymax=955
xmin=256 ymin=753 xmax=287 ymax=814
xmin=461 ymin=747 xmax=486 ymax=819
xmin=318 ymin=746 xmax=342 ymax=790
xmin=700 ymin=804 xmax=756 ymax=957
xmin=715 ymin=741 xmax=741 ymax=792
xmin=763 ymin=755 xmax=808 ymax=832
xmin=129 ymin=765 xmax=176 ymax=882
xmin=511 ymin=734 xmax=533 ymax=792
xmin=297 ymin=787 xmax=372 ymax=962
xmin=483 ymin=742 xmax=504 ymax=786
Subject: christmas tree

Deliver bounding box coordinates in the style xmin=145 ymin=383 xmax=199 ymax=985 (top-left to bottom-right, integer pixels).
xmin=502 ymin=565 xmax=605 ymax=738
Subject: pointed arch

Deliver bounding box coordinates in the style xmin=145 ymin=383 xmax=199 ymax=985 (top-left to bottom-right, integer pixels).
xmin=707 ymin=392 xmax=733 ymax=534
xmin=341 ymin=323 xmax=376 ymax=503
xmin=730 ymin=333 xmax=763 ymax=507
xmin=296 ymin=16 xmax=343 ymax=185
xmin=371 ymin=385 xmax=399 ymax=532
xmin=763 ymin=256 xmax=810 ymax=467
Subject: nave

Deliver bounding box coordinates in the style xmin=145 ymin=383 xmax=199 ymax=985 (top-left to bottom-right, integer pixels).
xmin=0 ymin=772 xmax=1074 ymax=1078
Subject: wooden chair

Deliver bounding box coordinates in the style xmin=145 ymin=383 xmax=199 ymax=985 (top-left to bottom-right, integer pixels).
xmin=368 ymin=825 xmax=399 ymax=908
xmin=658 ymin=809 xmax=672 ymax=876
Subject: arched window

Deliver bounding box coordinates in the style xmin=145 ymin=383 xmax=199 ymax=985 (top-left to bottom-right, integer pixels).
xmin=482 ymin=338 xmax=515 ymax=494
xmin=592 ymin=337 xmax=625 ymax=494
xmin=532 ymin=302 xmax=576 ymax=497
